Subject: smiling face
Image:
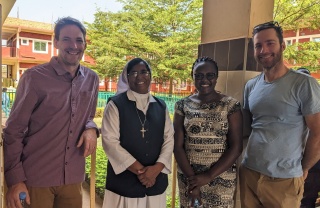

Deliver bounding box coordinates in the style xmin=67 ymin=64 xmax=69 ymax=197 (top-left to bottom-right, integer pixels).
xmin=253 ymin=28 xmax=285 ymax=70
xmin=54 ymin=24 xmax=86 ymax=71
xmin=193 ymin=61 xmax=218 ymax=95
xmin=127 ymin=62 xmax=151 ymax=94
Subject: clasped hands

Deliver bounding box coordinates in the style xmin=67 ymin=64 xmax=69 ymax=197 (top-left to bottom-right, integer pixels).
xmin=187 ymin=172 xmax=212 ymax=207
xmin=129 ymin=161 xmax=164 ymax=188
xmin=137 ymin=166 xmax=159 ymax=188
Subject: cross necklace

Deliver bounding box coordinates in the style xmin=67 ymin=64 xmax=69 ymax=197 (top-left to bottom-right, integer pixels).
xmin=134 ymin=103 xmax=147 ymax=138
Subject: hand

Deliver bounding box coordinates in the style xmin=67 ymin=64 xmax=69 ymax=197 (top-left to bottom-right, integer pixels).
xmin=188 ymin=172 xmax=211 ymax=191
xmin=137 ymin=165 xmax=162 ymax=188
xmin=188 ymin=186 xmax=202 ymax=207
xmin=7 ymin=182 xmax=30 ymax=208
xmin=77 ymin=128 xmax=97 ymax=157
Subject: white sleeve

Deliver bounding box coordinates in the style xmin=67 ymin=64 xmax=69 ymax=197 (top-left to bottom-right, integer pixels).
xmin=101 ymin=101 xmax=136 ymax=175
xmin=157 ymin=107 xmax=174 ymax=174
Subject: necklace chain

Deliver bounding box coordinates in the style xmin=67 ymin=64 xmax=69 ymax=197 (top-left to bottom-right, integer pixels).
xmin=133 ymin=96 xmax=148 ymax=138
xmin=135 ymin=106 xmax=147 ymax=127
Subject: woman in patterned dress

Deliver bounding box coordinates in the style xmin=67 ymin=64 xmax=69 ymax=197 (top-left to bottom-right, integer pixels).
xmin=173 ymin=57 xmax=243 ymax=208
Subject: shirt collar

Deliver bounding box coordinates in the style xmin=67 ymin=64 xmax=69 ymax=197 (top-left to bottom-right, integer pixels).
xmin=127 ymin=89 xmax=156 ymax=103
xmin=50 ymin=57 xmax=85 ymax=77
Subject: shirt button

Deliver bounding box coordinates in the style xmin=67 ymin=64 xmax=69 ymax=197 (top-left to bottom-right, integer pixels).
xmin=145 ymin=154 xmax=148 ymax=157
xmin=67 ymin=147 xmax=70 ymax=150
xmin=146 ymin=141 xmax=149 ymax=144
xmin=65 ymin=162 xmax=68 ymax=165
xmin=69 ymin=130 xmax=72 ymax=134
xmin=72 ymin=114 xmax=75 ymax=117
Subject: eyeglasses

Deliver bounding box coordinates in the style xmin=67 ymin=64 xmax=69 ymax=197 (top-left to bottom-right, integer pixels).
xmin=127 ymin=70 xmax=150 ymax=78
xmin=193 ymin=73 xmax=217 ymax=80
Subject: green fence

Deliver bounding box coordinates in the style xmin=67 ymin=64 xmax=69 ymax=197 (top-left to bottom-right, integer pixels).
xmin=98 ymin=92 xmax=185 ymax=114
xmin=5 ymin=91 xmax=186 ymax=116
xmin=97 ymin=92 xmax=115 ymax=108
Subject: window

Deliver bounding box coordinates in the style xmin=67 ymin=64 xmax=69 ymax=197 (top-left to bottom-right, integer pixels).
xmin=2 ymin=39 xmax=7 ymax=46
xmin=285 ymin=39 xmax=292 ymax=46
xmin=33 ymin=41 xmax=48 ymax=53
xmin=21 ymin=39 xmax=29 ymax=45
xmin=312 ymin=37 xmax=320 ymax=42
xmin=2 ymin=65 xmax=7 ymax=78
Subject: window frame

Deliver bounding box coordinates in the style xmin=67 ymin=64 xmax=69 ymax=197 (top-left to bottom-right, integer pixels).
xmin=32 ymin=40 xmax=48 ymax=54
xmin=312 ymin=37 xmax=320 ymax=42
xmin=21 ymin=38 xmax=29 ymax=46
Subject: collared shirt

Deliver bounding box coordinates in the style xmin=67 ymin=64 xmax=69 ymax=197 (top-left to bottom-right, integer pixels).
xmin=4 ymin=57 xmax=99 ymax=187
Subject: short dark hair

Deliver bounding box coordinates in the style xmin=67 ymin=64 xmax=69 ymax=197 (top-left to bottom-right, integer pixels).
xmin=297 ymin=67 xmax=310 ymax=75
xmin=252 ymin=21 xmax=284 ymax=44
xmin=54 ymin=17 xmax=86 ymax=41
xmin=191 ymin=57 xmax=219 ymax=77
xmin=126 ymin=58 xmax=151 ymax=74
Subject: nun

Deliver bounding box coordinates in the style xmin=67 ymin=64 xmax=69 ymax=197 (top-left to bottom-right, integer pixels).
xmin=101 ymin=57 xmax=174 ymax=208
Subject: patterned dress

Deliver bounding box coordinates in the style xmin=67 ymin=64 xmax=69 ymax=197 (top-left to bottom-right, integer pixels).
xmin=175 ymin=96 xmax=241 ymax=208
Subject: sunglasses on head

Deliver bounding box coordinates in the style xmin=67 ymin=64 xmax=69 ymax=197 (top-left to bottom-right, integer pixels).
xmin=254 ymin=21 xmax=280 ymax=29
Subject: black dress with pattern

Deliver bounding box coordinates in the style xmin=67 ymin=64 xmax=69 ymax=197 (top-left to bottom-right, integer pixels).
xmin=175 ymin=96 xmax=241 ymax=208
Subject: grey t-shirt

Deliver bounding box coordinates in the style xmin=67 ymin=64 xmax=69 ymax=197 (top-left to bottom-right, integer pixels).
xmin=242 ymin=69 xmax=320 ymax=178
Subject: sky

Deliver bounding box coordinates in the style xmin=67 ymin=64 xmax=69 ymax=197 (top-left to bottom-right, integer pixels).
xmin=8 ymin=0 xmax=123 ymax=24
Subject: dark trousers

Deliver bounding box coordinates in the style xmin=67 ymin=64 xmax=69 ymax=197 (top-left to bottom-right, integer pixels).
xmin=301 ymin=170 xmax=320 ymax=208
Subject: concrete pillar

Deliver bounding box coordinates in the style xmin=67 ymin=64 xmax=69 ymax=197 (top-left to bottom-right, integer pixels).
xmin=200 ymin=0 xmax=274 ymax=101
xmin=199 ymin=1 xmax=274 ymax=207
xmin=0 ymin=5 xmax=3 ymax=208
xmin=0 ymin=1 xmax=17 ymax=206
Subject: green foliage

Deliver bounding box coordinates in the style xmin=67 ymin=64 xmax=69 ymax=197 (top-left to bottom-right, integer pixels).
xmin=166 ymin=195 xmax=180 ymax=208
xmin=95 ymin=107 xmax=105 ymax=118
xmin=85 ymin=146 xmax=108 ymax=198
xmin=284 ymin=41 xmax=320 ymax=71
xmin=85 ymin=0 xmax=203 ymax=82
xmin=274 ymin=0 xmax=320 ymax=30
xmin=274 ymin=0 xmax=320 ymax=71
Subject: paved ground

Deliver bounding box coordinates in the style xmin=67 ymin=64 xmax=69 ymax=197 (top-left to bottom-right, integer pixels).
xmin=82 ymin=181 xmax=103 ymax=208
xmin=2 ymin=113 xmax=103 ymax=208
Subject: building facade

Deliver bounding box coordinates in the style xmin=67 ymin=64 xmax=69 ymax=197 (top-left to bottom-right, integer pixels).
xmin=283 ymin=27 xmax=320 ymax=78
xmin=2 ymin=17 xmax=95 ymax=88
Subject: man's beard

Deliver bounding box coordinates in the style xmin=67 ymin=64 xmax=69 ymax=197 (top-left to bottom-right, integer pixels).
xmin=256 ymin=49 xmax=282 ymax=70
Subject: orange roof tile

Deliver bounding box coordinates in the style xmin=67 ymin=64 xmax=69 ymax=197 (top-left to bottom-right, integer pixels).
xmin=4 ymin=17 xmax=54 ymax=31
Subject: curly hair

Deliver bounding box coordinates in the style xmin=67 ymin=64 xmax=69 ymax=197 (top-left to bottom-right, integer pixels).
xmin=191 ymin=57 xmax=219 ymax=77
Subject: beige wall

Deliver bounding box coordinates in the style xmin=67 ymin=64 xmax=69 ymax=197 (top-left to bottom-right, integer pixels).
xmin=200 ymin=0 xmax=274 ymax=100
xmin=1 ymin=1 xmax=17 ymax=207
xmin=201 ymin=0 xmax=274 ymax=43
xmin=0 ymin=0 xmax=16 ymax=24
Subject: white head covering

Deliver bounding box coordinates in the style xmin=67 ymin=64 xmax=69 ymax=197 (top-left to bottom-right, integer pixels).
xmin=116 ymin=58 xmax=152 ymax=95
xmin=116 ymin=61 xmax=130 ymax=95
xmin=116 ymin=58 xmax=152 ymax=114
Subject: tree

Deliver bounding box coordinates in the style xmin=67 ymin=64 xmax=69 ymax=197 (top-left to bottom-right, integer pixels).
xmin=274 ymin=0 xmax=320 ymax=71
xmin=85 ymin=0 xmax=203 ymax=91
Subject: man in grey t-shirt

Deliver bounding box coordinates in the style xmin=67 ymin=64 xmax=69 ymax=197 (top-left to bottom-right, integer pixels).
xmin=239 ymin=21 xmax=320 ymax=208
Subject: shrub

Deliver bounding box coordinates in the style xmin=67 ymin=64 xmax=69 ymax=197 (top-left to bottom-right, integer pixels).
xmin=85 ymin=146 xmax=107 ymax=198
xmin=95 ymin=107 xmax=105 ymax=118
xmin=166 ymin=195 xmax=180 ymax=208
